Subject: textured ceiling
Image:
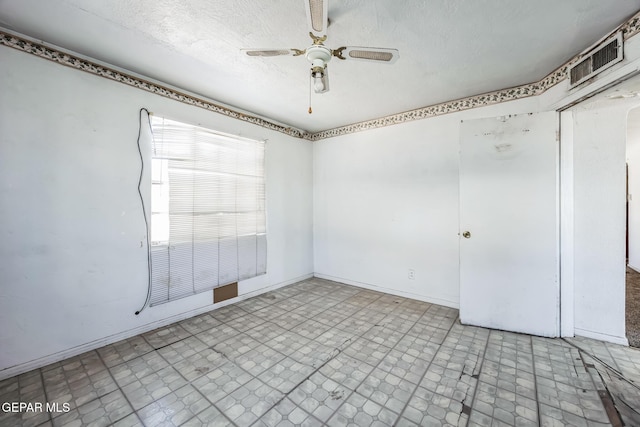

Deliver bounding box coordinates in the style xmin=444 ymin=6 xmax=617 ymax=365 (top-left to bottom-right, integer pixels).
xmin=1 ymin=0 xmax=640 ymax=132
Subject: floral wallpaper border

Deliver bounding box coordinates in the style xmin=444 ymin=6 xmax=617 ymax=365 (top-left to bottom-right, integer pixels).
xmin=0 ymin=31 xmax=308 ymax=139
xmin=2 ymin=9 xmax=640 ymax=142
xmin=310 ymin=11 xmax=640 ymax=141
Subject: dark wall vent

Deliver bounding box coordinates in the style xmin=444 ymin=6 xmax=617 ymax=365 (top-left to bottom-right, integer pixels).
xmin=569 ymin=32 xmax=623 ymax=88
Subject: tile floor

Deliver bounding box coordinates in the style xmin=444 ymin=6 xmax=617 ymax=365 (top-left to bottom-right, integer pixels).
xmin=1 ymin=277 xmax=640 ymax=427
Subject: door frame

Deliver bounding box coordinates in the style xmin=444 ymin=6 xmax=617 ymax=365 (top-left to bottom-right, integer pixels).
xmin=559 ymin=110 xmax=575 ymax=337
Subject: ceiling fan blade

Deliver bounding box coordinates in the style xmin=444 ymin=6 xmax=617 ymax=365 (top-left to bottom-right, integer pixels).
xmin=304 ymin=0 xmax=328 ymax=39
xmin=241 ymin=48 xmax=304 ymax=57
xmin=334 ymin=46 xmax=399 ymax=64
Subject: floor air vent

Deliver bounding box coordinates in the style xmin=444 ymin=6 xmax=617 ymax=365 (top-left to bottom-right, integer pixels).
xmin=569 ymin=32 xmax=623 ymax=88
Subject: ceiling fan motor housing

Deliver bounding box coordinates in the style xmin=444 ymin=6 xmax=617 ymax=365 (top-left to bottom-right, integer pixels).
xmin=242 ymin=0 xmax=398 ymax=96
xmin=306 ymin=45 xmax=332 ymax=70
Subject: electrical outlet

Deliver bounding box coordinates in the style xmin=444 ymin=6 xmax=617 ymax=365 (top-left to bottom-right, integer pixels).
xmin=408 ymin=269 xmax=415 ymax=280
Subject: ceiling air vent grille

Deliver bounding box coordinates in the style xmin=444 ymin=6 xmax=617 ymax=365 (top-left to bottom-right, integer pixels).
xmin=569 ymin=32 xmax=623 ymax=88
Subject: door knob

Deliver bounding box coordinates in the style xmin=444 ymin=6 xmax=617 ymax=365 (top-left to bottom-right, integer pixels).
xmin=462 ymin=231 xmax=471 ymax=238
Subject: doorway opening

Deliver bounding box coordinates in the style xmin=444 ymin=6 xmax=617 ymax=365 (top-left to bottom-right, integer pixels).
xmin=626 ymin=106 xmax=640 ymax=347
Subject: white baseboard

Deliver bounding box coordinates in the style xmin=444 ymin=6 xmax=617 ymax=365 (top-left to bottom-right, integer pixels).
xmin=0 ymin=273 xmax=313 ymax=381
xmin=574 ymin=327 xmax=629 ymax=346
xmin=313 ymin=273 xmax=459 ymax=309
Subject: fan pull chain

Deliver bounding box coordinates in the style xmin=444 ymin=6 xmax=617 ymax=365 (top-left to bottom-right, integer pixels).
xmin=308 ymin=75 xmax=313 ymax=114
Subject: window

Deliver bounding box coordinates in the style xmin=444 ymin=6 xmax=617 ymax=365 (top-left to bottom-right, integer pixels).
xmin=149 ymin=116 xmax=266 ymax=306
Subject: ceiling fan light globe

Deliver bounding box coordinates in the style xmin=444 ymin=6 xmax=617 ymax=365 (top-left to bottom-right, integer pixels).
xmin=314 ymin=76 xmax=325 ymax=92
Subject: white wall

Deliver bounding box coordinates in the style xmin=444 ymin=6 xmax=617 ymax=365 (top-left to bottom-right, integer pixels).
xmin=3 ymin=24 xmax=640 ymax=379
xmin=312 ymin=73 xmax=640 ymax=346
xmin=0 ymin=46 xmax=313 ymax=378
xmin=313 ymin=98 xmax=540 ymax=308
xmin=627 ymin=107 xmax=640 ymax=271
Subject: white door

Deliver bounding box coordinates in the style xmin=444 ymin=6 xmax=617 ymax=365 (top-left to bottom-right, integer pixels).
xmin=459 ymin=112 xmax=559 ymax=337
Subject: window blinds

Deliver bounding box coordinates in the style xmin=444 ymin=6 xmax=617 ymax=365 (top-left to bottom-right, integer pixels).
xmin=149 ymin=116 xmax=266 ymax=306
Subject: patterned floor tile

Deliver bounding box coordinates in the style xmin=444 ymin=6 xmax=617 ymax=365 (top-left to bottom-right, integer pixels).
xmin=342 ymin=337 xmax=392 ymax=367
xmin=419 ymin=305 xmax=458 ymax=331
xmin=191 ymin=361 xmax=253 ymax=404
xmin=356 ymin=367 xmax=418 ymax=414
xmin=243 ymin=321 xmax=289 ymax=344
xmin=4 ymin=278 xmax=640 ymax=427
xmin=328 ymin=391 xmax=399 ymax=426
xmin=473 ymin=380 xmax=541 ymax=426
xmin=172 ymin=347 xmax=227 ymax=381
xmin=252 ymin=305 xmax=289 ymax=320
xmin=51 ymin=389 xmax=132 ymax=427
xmin=157 ymin=336 xmax=208 ymax=365
xmin=343 ymin=290 xmax=383 ymax=308
xmin=214 ymin=378 xmax=284 ymax=427
xmin=319 ymin=354 xmax=375 ymax=391
xmin=136 ymin=384 xmax=209 ymax=427
xmin=289 ymin=319 xmax=334 ymax=341
xmin=142 ymin=324 xmax=191 ymax=349
xmin=311 ymin=289 xmax=358 ymax=303
xmin=258 ymin=357 xmax=315 ymax=394
xmin=42 ymin=352 xmax=117 ymax=411
xmin=480 ymin=331 xmax=536 ymax=402
xmin=208 ymin=304 xmax=250 ymax=323
xmin=402 ymin=387 xmax=466 ymax=427
xmin=605 ymin=342 xmax=640 ymax=382
xmin=365 ymin=300 xmax=403 ymax=315
xmin=393 ymin=334 xmax=440 ymax=364
xmin=209 ymin=333 xmax=262 ymax=362
xmin=396 ymin=299 xmax=431 ymax=315
xmin=96 ymin=336 xmax=153 ymax=368
xmin=279 ymin=334 xmax=333 ymax=368
xmin=234 ymin=343 xmax=287 ymax=376
xmin=289 ymin=372 xmax=351 ymax=422
xmin=405 ymin=321 xmax=449 ymax=344
xmin=253 ymin=398 xmax=322 ymax=427
xmin=262 ymin=330 xmax=312 ymax=356
xmin=120 ymin=366 xmax=187 ymax=410
xmin=113 ymin=413 xmax=143 ymax=427
xmin=222 ymin=312 xmax=268 ymax=334
xmin=361 ymin=325 xmax=406 ymax=348
xmin=378 ymin=348 xmax=432 ymax=385
xmin=0 ymin=376 xmax=50 ymax=427
xmin=108 ymin=351 xmax=169 ymax=388
xmin=0 ymin=371 xmax=49 ymax=427
xmin=315 ymin=306 xmax=359 ymax=326
xmin=289 ymin=302 xmax=330 ymax=320
xmin=233 ymin=296 xmax=275 ymax=313
xmin=40 ymin=351 xmax=103 ymax=374
xmin=178 ymin=312 xmax=223 ymax=335
xmin=421 ymin=362 xmax=477 ymax=406
xmin=289 ymin=288 xmax=339 ymax=306
xmin=533 ymin=338 xmax=600 ymax=391
xmin=181 ymin=405 xmax=232 ymax=427
xmin=270 ymin=285 xmax=305 ymax=298
xmin=195 ymin=323 xmax=243 ymax=347
xmin=314 ymin=328 xmax=356 ymax=351
xmin=270 ymin=310 xmax=308 ymax=330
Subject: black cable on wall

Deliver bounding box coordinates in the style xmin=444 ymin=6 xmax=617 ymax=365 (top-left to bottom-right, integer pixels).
xmin=135 ymin=108 xmax=153 ymax=315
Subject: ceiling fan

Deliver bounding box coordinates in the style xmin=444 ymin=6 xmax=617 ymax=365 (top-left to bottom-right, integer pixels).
xmin=241 ymin=0 xmax=399 ymax=96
